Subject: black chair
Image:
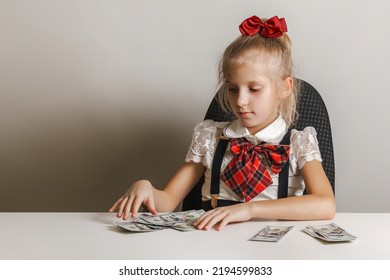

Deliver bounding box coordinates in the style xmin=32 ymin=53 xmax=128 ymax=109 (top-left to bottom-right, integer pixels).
xmin=182 ymin=79 xmax=335 ymax=211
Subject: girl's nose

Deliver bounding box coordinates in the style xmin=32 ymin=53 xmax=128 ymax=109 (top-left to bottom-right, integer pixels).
xmin=237 ymin=91 xmax=249 ymax=107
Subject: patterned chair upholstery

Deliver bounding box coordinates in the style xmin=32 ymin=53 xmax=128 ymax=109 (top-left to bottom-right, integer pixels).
xmin=182 ymin=79 xmax=335 ymax=211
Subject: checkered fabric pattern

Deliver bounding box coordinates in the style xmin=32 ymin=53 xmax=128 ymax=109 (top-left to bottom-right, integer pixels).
xmin=220 ymin=138 xmax=290 ymax=202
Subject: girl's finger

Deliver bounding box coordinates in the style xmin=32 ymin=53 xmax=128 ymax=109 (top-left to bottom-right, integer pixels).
xmin=130 ymin=196 xmax=144 ymax=218
xmin=122 ymin=196 xmax=134 ymax=220
xmin=203 ymin=211 xmax=228 ymax=230
xmin=216 ymin=214 xmax=232 ymax=230
xmin=108 ymin=197 xmax=122 ymax=212
xmin=145 ymin=196 xmax=157 ymax=215
xmin=196 ymin=209 xmax=222 ymax=230
xmin=193 ymin=209 xmax=214 ymax=227
xmin=117 ymin=196 xmax=129 ymax=218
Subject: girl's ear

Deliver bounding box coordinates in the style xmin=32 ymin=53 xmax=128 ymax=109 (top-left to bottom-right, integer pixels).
xmin=280 ymin=77 xmax=294 ymax=99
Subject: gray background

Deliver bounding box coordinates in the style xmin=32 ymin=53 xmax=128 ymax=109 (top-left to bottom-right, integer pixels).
xmin=1 ymin=0 xmax=389 ymax=212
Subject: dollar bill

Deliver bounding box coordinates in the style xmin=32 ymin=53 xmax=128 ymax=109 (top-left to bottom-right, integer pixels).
xmin=249 ymin=225 xmax=294 ymax=242
xmin=303 ymin=223 xmax=357 ymax=242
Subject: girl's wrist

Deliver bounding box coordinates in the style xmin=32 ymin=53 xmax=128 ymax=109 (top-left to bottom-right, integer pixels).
xmin=247 ymin=200 xmax=262 ymax=219
xmin=246 ymin=201 xmax=256 ymax=219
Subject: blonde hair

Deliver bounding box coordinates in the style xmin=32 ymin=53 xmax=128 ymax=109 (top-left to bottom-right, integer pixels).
xmin=217 ymin=25 xmax=300 ymax=127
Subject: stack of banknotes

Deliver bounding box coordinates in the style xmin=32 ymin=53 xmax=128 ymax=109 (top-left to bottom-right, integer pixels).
xmin=114 ymin=209 xmax=205 ymax=232
xmin=302 ymin=223 xmax=357 ymax=242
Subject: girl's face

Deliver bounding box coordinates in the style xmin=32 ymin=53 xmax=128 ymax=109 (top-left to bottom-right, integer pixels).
xmin=226 ymin=60 xmax=284 ymax=135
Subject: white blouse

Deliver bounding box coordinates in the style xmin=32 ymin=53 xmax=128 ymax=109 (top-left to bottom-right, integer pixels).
xmin=185 ymin=115 xmax=322 ymax=201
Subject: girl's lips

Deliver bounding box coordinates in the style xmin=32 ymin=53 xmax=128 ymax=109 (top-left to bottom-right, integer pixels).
xmin=238 ymin=111 xmax=252 ymax=118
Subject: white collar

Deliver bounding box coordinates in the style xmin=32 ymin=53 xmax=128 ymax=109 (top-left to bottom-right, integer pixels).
xmin=223 ymin=115 xmax=287 ymax=144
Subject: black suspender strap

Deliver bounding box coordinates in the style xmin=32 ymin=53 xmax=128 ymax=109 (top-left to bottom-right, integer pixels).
xmin=277 ymin=129 xmax=291 ymax=199
xmin=209 ymin=130 xmax=291 ymax=209
xmin=210 ymin=136 xmax=229 ymax=208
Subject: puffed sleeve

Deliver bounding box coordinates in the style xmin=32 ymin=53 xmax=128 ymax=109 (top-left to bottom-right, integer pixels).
xmin=290 ymin=127 xmax=322 ymax=169
xmin=185 ymin=120 xmax=224 ymax=167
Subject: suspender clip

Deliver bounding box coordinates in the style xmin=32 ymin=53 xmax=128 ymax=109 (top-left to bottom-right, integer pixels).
xmin=211 ymin=194 xmax=219 ymax=209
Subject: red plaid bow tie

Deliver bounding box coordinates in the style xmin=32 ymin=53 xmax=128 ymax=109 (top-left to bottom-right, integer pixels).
xmin=220 ymin=138 xmax=290 ymax=202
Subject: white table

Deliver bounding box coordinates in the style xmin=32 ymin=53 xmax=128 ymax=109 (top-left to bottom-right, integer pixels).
xmin=0 ymin=212 xmax=389 ymax=259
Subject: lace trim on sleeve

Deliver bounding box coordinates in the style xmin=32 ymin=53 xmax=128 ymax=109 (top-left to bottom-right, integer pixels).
xmin=291 ymin=127 xmax=322 ymax=169
xmin=185 ymin=120 xmax=221 ymax=166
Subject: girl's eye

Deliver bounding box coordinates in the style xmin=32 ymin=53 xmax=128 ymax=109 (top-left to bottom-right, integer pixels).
xmin=228 ymin=87 xmax=238 ymax=93
xmin=250 ymin=88 xmax=261 ymax=92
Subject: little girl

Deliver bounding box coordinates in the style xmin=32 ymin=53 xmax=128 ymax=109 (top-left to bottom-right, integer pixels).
xmin=109 ymin=15 xmax=336 ymax=230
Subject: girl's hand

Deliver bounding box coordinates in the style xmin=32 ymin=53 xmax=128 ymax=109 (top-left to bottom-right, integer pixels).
xmin=193 ymin=203 xmax=253 ymax=231
xmin=109 ymin=180 xmax=158 ymax=220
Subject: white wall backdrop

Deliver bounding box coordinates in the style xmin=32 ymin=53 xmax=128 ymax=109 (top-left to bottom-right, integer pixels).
xmin=1 ymin=0 xmax=389 ymax=212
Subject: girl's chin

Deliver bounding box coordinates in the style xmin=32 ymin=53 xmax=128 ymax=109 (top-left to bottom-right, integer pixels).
xmin=237 ymin=120 xmax=268 ymax=134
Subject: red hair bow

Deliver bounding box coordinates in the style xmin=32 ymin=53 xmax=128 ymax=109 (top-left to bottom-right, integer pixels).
xmin=239 ymin=15 xmax=287 ymax=38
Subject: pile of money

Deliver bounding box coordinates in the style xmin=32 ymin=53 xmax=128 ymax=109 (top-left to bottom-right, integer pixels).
xmin=249 ymin=225 xmax=294 ymax=242
xmin=114 ymin=209 xmax=205 ymax=232
xmin=303 ymin=223 xmax=357 ymax=242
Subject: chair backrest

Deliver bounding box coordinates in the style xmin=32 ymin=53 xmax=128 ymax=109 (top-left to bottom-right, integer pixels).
xmin=182 ymin=79 xmax=335 ymax=211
